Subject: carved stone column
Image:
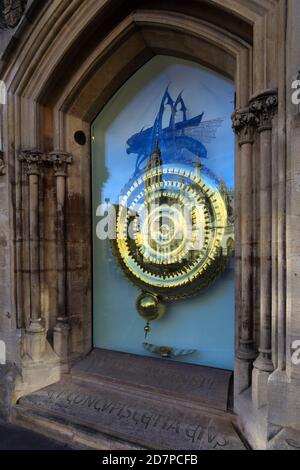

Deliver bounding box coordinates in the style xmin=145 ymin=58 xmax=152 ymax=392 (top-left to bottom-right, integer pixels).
xmin=19 ymin=150 xmax=45 ymax=360
xmin=47 ymin=151 xmax=73 ymax=358
xmin=232 ymin=108 xmax=257 ymax=387
xmin=250 ymin=90 xmax=278 ymax=407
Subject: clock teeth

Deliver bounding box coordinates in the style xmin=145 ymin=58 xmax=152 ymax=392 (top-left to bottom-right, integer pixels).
xmin=114 ymin=162 xmax=230 ymax=296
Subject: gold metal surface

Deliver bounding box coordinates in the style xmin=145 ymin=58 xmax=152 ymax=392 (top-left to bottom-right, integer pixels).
xmin=113 ymin=155 xmax=229 ymax=300
xmin=136 ymin=292 xmax=165 ymax=321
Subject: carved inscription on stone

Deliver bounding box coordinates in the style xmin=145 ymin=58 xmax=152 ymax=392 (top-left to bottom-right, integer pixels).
xmin=21 ymin=383 xmax=245 ymax=450
xmin=47 ymin=390 xmax=229 ymax=449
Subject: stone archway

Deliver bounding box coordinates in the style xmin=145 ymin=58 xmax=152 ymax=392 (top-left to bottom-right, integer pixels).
xmin=0 ymin=0 xmax=289 ymax=449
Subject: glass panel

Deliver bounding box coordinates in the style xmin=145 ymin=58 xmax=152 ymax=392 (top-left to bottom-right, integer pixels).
xmin=92 ymin=56 xmax=235 ymax=370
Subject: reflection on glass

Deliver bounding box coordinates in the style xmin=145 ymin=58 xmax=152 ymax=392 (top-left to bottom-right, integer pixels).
xmin=92 ymin=56 xmax=235 ymax=370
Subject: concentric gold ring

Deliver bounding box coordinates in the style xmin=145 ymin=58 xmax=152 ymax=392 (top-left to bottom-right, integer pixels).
xmin=113 ymin=166 xmax=228 ymax=300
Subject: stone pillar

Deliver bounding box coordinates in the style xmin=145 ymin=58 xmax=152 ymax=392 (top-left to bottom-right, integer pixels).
xmin=250 ymin=90 xmax=278 ymax=408
xmin=19 ymin=150 xmax=45 ymax=360
xmin=232 ymin=108 xmax=257 ymax=390
xmin=47 ymin=151 xmax=73 ymax=358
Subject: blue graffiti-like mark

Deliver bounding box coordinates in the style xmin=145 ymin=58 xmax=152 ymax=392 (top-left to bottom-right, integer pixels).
xmin=126 ymin=87 xmax=224 ymax=174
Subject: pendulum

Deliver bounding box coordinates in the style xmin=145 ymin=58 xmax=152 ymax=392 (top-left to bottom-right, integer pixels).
xmin=136 ymin=292 xmax=165 ymax=338
xmin=144 ymin=321 xmax=150 ymax=339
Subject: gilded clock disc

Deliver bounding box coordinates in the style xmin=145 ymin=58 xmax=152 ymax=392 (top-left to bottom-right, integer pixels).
xmin=113 ymin=161 xmax=228 ymax=300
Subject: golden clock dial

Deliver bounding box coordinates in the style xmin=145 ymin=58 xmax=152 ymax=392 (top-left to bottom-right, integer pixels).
xmin=113 ymin=164 xmax=228 ymax=300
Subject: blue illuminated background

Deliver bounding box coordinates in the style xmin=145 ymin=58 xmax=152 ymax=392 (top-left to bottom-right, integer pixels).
xmin=92 ymin=56 xmax=235 ymax=370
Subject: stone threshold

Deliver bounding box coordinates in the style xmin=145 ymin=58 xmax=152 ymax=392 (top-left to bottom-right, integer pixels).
xmin=13 ymin=378 xmax=246 ymax=450
xmin=11 ymin=350 xmax=247 ymax=450
xmin=71 ymin=349 xmax=233 ymax=412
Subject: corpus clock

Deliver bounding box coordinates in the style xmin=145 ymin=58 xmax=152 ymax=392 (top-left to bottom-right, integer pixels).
xmin=112 ymin=144 xmax=229 ymax=334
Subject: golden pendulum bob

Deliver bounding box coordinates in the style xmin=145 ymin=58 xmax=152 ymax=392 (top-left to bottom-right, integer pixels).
xmin=136 ymin=292 xmax=165 ymax=338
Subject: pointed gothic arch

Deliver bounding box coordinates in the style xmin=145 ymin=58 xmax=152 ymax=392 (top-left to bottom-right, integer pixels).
xmin=0 ymin=0 xmax=290 ymax=449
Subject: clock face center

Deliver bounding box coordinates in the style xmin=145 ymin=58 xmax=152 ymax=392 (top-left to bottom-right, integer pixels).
xmin=152 ymin=223 xmax=172 ymax=241
xmin=150 ymin=211 xmax=177 ymax=245
xmin=160 ymin=223 xmax=170 ymax=236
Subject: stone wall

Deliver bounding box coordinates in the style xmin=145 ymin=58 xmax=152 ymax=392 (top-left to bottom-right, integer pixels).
xmin=0 ymin=0 xmax=299 ymax=450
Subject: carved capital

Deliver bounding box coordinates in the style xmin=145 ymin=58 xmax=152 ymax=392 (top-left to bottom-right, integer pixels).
xmin=232 ymin=107 xmax=257 ymax=145
xmin=0 ymin=151 xmax=6 ymax=175
xmin=46 ymin=151 xmax=73 ymax=177
xmin=0 ymin=1 xmax=28 ymax=30
xmin=19 ymin=150 xmax=44 ymax=176
xmin=249 ymin=89 xmax=278 ymax=132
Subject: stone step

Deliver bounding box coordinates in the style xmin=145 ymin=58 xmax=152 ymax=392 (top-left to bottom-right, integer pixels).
xmin=71 ymin=349 xmax=233 ymax=412
xmin=12 ymin=378 xmax=246 ymax=450
xmin=12 ymin=402 xmax=145 ymax=450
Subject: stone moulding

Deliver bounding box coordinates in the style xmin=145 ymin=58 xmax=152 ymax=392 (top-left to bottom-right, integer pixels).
xmin=18 ymin=149 xmax=44 ymax=175
xmin=44 ymin=150 xmax=73 ymax=177
xmin=232 ymin=89 xmax=278 ymax=144
xmin=249 ymin=89 xmax=278 ymax=133
xmin=231 ymin=107 xmax=258 ymax=145
xmin=19 ymin=150 xmax=73 ymax=175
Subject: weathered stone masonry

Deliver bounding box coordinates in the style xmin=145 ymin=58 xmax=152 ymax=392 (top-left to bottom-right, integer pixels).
xmin=0 ymin=0 xmax=300 ymax=450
